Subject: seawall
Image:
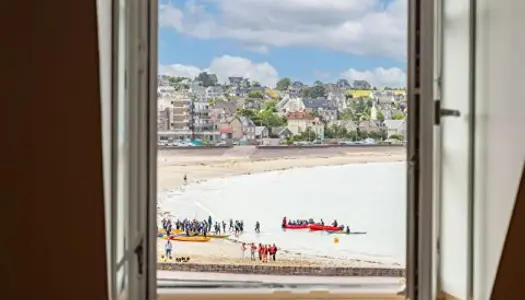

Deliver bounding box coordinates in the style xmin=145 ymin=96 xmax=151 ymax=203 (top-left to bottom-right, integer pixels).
xmin=158 ymin=145 xmax=406 ymax=159
xmin=157 ymin=262 xmax=405 ymax=277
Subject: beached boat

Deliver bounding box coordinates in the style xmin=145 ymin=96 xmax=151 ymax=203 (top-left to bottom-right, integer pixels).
xmin=282 ymin=224 xmax=309 ymax=229
xmin=171 ymin=236 xmax=211 ymax=242
xmin=308 ymin=224 xmax=342 ymax=232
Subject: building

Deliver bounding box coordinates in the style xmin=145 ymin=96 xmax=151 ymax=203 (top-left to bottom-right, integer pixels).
xmin=302 ymin=97 xmax=339 ymax=122
xmin=219 ymin=116 xmax=256 ymax=141
xmin=157 ymin=74 xmax=171 ymax=86
xmin=159 ymin=91 xmax=219 ymax=142
xmin=157 ymin=93 xmax=172 ymax=131
xmin=192 ymin=102 xmax=215 ymax=132
xmin=286 ymin=111 xmax=324 ymax=140
xmin=205 ymin=86 xmax=224 ymax=99
xmin=383 ymin=119 xmax=406 ymax=138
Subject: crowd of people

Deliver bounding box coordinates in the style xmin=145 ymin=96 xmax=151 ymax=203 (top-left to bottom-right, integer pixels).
xmin=159 ymin=214 xmax=282 ymax=264
xmin=241 ymin=242 xmax=279 ymax=262
xmin=160 ymin=216 xmax=253 ymax=237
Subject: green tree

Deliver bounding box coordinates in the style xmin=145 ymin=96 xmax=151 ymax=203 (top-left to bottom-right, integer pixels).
xmin=300 ymin=88 xmax=311 ymax=98
xmin=276 ymin=78 xmax=292 ymax=90
xmin=207 ymin=98 xmax=224 ymax=106
xmin=263 ymin=100 xmax=279 ymax=112
xmin=376 ymin=110 xmax=385 ymax=122
xmin=248 ymin=90 xmax=264 ymax=99
xmin=309 ymin=85 xmax=326 ymax=98
xmin=167 ymin=76 xmax=187 ymax=85
xmin=340 ymin=108 xmax=355 ymax=121
xmin=196 ymin=72 xmax=218 ymax=87
xmin=392 ymin=111 xmax=405 ymax=120
xmin=313 ymin=80 xmax=323 ymax=86
xmin=390 ymin=134 xmax=404 ymax=141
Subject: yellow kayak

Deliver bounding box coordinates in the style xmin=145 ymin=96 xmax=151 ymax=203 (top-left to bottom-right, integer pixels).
xmin=207 ymin=234 xmax=229 ymax=239
xmin=158 ymin=228 xmax=183 ymax=234
xmin=171 ymin=236 xmax=211 ymax=242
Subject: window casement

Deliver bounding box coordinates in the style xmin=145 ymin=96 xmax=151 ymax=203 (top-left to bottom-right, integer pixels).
xmin=105 ymin=0 xmax=439 ymax=299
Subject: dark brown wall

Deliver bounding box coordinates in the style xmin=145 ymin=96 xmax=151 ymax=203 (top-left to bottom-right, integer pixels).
xmin=2 ymin=1 xmax=108 ymax=300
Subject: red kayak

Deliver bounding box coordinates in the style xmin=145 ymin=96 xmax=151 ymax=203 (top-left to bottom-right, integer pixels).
xmin=308 ymin=224 xmax=342 ymax=232
xmin=282 ymin=224 xmax=308 ymax=229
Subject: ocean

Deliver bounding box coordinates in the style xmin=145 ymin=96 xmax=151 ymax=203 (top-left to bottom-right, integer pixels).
xmin=159 ymin=162 xmax=407 ymax=265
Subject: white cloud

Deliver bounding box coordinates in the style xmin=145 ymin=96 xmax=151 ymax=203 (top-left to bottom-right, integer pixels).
xmin=159 ymin=55 xmax=280 ymax=86
xmin=159 ymin=0 xmax=407 ymax=59
xmin=159 ymin=3 xmax=184 ymax=31
xmin=340 ymin=67 xmax=406 ymax=88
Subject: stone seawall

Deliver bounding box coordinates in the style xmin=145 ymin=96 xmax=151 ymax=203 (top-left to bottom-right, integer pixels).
xmin=159 ymin=145 xmax=406 ymax=158
xmin=158 ymin=262 xmax=405 ymax=277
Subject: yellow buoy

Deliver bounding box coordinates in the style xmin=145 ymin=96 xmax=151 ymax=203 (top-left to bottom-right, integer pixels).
xmin=333 ymin=237 xmax=339 ymax=243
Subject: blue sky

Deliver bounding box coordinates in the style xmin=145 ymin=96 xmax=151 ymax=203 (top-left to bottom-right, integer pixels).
xmin=158 ymin=0 xmax=407 ymax=87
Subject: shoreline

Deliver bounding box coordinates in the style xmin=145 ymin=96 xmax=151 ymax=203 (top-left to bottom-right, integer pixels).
xmin=156 ymin=147 xmax=407 ymax=272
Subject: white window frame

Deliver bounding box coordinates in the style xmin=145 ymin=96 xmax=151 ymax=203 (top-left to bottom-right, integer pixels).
xmin=106 ymin=0 xmax=440 ymax=299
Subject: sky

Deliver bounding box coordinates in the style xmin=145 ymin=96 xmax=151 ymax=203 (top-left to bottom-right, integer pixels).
xmin=158 ymin=0 xmax=407 ymax=88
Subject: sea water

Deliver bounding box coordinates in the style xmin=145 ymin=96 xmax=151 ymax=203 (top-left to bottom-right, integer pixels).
xmin=159 ymin=162 xmax=406 ymax=265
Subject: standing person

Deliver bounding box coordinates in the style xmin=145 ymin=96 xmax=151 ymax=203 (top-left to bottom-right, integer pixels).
xmin=183 ymin=174 xmax=187 ymax=184
xmin=254 ymin=221 xmax=260 ymax=233
xmin=241 ymin=243 xmax=247 ymax=260
xmin=258 ymin=243 xmax=263 ymax=261
xmin=222 ymin=221 xmax=226 ymax=233
xmin=208 ymin=215 xmax=212 ymax=231
xmin=166 ymin=221 xmax=172 ymax=237
xmin=165 ymin=240 xmax=173 ymax=260
xmin=271 ymin=243 xmax=278 ymax=261
xmin=250 ymin=243 xmax=256 ymax=261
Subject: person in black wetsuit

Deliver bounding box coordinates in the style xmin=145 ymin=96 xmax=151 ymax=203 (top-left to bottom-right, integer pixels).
xmin=183 ymin=174 xmax=187 ymax=184
xmin=255 ymin=221 xmax=261 ymax=233
xmin=345 ymin=226 xmax=351 ymax=234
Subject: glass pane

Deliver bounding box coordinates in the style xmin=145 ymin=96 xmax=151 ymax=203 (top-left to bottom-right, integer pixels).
xmin=156 ymin=0 xmax=408 ymax=293
xmin=116 ymin=0 xmax=128 ymax=264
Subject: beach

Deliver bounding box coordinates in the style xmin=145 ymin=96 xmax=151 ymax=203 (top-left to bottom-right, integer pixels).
xmin=157 ymin=146 xmax=406 ymax=191
xmin=156 ymin=146 xmax=406 ymax=272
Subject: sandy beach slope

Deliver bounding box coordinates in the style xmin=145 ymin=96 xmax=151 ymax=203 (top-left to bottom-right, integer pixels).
xmin=156 ymin=146 xmax=406 ymax=269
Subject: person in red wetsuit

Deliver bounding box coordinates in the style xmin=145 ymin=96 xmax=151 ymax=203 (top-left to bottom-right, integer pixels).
xmin=270 ymin=243 xmax=278 ymax=261
xmin=258 ymin=243 xmax=263 ymax=261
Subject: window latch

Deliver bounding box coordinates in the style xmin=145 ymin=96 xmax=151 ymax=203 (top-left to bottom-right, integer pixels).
xmin=134 ymin=238 xmax=144 ymax=275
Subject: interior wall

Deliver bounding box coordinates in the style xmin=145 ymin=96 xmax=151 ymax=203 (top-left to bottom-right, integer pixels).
xmin=3 ymin=1 xmax=108 ymax=300
xmin=473 ymin=0 xmax=525 ymax=299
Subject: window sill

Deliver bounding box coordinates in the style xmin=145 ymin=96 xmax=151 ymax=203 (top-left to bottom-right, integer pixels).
xmin=158 ymin=290 xmax=404 ymax=300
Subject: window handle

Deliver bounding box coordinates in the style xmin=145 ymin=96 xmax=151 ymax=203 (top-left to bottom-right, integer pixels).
xmin=434 ymin=100 xmax=460 ymax=125
xmin=134 ymin=238 xmax=144 ymax=275
xmin=440 ymin=108 xmax=460 ymax=117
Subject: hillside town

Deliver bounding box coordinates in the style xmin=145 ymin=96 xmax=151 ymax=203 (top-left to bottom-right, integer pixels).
xmin=157 ymin=72 xmax=407 ymax=146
